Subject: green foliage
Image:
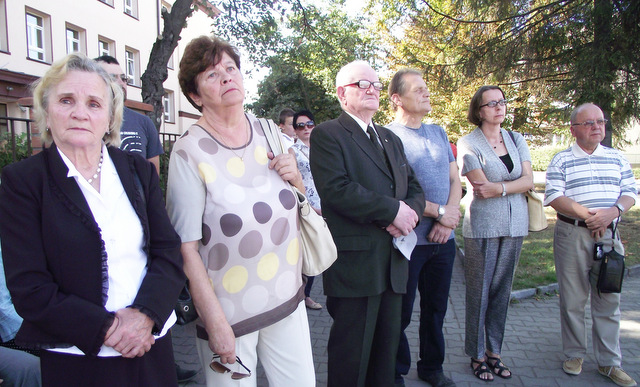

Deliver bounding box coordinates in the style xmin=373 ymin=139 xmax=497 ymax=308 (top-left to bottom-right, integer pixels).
xmin=241 ymin=3 xmax=378 ymax=124
xmin=529 ymin=144 xmax=568 ymax=171
xmin=370 ymin=0 xmax=640 ymax=144
xmin=246 ymin=57 xmax=342 ymax=123
xmin=0 ymin=133 xmax=31 ymax=173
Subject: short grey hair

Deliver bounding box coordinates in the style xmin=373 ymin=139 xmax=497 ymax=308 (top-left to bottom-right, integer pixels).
xmin=388 ymin=68 xmax=423 ymax=111
xmin=335 ymin=60 xmax=371 ymax=88
xmin=32 ymin=53 xmax=123 ymax=146
xmin=570 ymin=103 xmax=599 ymax=124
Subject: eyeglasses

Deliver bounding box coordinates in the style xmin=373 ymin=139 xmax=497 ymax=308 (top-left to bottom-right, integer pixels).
xmin=295 ymin=121 xmax=315 ymax=129
xmin=480 ymin=99 xmax=508 ymax=108
xmin=571 ymin=119 xmax=608 ymax=127
xmin=110 ymin=73 xmax=129 ymax=83
xmin=210 ymin=355 xmax=251 ymax=380
xmin=344 ymin=80 xmax=384 ymax=91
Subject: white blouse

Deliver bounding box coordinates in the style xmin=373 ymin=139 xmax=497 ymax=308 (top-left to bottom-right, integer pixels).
xmin=52 ymin=145 xmax=175 ymax=357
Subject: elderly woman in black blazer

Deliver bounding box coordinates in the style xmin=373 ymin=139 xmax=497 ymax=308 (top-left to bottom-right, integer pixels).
xmin=0 ymin=53 xmax=184 ymax=386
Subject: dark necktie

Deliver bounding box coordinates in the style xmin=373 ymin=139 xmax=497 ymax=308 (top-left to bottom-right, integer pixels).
xmin=367 ymin=125 xmax=384 ymax=157
xmin=367 ymin=125 xmax=391 ymax=171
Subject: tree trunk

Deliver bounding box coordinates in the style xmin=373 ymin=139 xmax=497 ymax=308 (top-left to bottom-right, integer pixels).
xmin=140 ymin=0 xmax=195 ymax=130
xmin=591 ymin=0 xmax=615 ymax=147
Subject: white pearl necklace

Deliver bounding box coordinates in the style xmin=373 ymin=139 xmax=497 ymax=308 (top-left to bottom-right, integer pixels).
xmin=86 ymin=152 xmax=103 ymax=184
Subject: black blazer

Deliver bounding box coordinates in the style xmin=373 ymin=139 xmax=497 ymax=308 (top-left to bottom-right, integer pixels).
xmin=0 ymin=145 xmax=184 ymax=356
xmin=310 ymin=112 xmax=425 ymax=297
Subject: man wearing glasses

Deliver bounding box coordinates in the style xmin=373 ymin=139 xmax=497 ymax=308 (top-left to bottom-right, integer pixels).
xmin=310 ymin=61 xmax=425 ymax=387
xmin=544 ymin=103 xmax=637 ymax=387
xmin=95 ymin=56 xmax=164 ymax=173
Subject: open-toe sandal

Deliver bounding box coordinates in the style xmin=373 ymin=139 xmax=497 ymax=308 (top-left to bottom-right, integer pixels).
xmin=486 ymin=355 xmax=512 ymax=379
xmin=470 ymin=358 xmax=494 ymax=382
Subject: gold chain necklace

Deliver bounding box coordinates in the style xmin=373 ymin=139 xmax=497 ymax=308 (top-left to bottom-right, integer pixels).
xmin=209 ymin=117 xmax=250 ymax=160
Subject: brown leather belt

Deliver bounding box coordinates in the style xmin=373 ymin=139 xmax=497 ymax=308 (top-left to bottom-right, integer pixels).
xmin=557 ymin=213 xmax=613 ymax=229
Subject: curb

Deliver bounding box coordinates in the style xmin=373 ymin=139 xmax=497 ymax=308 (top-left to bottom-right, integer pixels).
xmin=457 ymin=245 xmax=640 ymax=301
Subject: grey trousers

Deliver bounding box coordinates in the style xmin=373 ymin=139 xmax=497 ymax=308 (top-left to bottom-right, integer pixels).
xmin=554 ymin=221 xmax=623 ymax=366
xmin=464 ymin=236 xmax=523 ymax=358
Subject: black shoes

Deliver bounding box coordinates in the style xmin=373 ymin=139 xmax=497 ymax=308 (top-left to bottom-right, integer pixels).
xmin=176 ymin=364 xmax=198 ymax=383
xmin=419 ymin=372 xmax=457 ymax=387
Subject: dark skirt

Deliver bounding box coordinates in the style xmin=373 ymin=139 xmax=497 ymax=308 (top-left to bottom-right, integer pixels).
xmin=40 ymin=332 xmax=177 ymax=387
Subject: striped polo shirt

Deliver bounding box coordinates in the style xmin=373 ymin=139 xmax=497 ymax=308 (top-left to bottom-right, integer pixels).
xmin=544 ymin=143 xmax=637 ymax=209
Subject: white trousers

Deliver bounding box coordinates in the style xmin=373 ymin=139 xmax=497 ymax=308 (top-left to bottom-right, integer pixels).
xmin=196 ymin=300 xmax=316 ymax=387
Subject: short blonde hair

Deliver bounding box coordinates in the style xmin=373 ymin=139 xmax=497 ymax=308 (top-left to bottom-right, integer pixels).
xmin=33 ymin=53 xmax=124 ymax=146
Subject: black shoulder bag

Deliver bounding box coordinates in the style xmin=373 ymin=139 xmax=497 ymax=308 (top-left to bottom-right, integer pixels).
xmin=594 ymin=215 xmax=625 ymax=294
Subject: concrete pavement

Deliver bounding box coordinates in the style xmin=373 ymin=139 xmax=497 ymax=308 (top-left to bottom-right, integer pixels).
xmin=173 ymin=250 xmax=640 ymax=386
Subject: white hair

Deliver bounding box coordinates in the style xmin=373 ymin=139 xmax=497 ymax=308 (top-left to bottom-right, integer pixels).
xmin=335 ymin=60 xmax=372 ymax=87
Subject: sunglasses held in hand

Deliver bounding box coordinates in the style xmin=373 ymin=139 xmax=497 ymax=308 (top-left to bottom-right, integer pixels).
xmin=210 ymin=355 xmax=252 ymax=380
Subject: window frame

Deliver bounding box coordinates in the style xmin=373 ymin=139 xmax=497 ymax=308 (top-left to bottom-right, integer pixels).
xmin=25 ymin=9 xmax=51 ymax=63
xmin=123 ymin=0 xmax=138 ymax=19
xmin=65 ymin=24 xmax=86 ymax=55
xmin=0 ymin=0 xmax=8 ymax=53
xmin=98 ymin=36 xmax=114 ymax=57
xmin=162 ymin=91 xmax=175 ymax=123
xmin=124 ymin=47 xmax=140 ymax=87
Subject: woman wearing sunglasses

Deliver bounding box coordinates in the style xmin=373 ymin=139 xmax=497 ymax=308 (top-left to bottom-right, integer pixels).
xmin=291 ymin=110 xmax=323 ymax=310
xmin=457 ymin=85 xmax=533 ymax=382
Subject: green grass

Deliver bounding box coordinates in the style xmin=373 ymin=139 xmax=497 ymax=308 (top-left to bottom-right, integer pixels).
xmin=456 ymin=206 xmax=640 ymax=290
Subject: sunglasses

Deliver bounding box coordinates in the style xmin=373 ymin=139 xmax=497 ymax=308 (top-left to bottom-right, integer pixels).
xmin=210 ymin=355 xmax=251 ymax=380
xmin=295 ymin=121 xmax=315 ymax=129
xmin=110 ymin=73 xmax=130 ymax=83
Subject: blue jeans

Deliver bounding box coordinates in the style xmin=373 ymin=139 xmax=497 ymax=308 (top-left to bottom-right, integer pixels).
xmin=396 ymin=239 xmax=456 ymax=379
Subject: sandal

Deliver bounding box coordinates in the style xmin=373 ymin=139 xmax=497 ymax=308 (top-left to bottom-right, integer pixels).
xmin=470 ymin=358 xmax=494 ymax=382
xmin=486 ymin=354 xmax=512 ymax=379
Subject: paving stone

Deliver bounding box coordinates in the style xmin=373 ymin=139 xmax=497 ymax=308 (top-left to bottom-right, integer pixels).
xmin=173 ymin=250 xmax=640 ymax=387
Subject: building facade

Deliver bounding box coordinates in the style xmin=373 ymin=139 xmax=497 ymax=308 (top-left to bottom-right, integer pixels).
xmin=0 ymin=0 xmax=219 ymax=141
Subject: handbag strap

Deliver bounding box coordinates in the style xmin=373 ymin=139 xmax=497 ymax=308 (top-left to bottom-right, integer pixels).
xmin=611 ymin=213 xmax=621 ymax=242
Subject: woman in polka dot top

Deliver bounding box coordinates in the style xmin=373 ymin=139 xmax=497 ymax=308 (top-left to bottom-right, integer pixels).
xmin=167 ymin=36 xmax=316 ymax=387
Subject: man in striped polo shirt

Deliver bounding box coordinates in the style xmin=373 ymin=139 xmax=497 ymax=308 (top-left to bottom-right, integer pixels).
xmin=544 ymin=103 xmax=637 ymax=387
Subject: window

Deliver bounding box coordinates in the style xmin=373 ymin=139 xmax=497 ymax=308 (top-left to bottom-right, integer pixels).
xmin=163 ymin=91 xmax=175 ymax=123
xmin=65 ymin=25 xmax=85 ymax=54
xmin=167 ymin=49 xmax=174 ymax=69
xmin=26 ymin=10 xmax=51 ymax=62
xmin=98 ymin=0 xmax=114 ymax=6
xmin=125 ymin=47 xmax=140 ymax=86
xmin=98 ymin=36 xmax=114 ymax=57
xmin=124 ymin=0 xmax=138 ymax=18
xmin=26 ymin=13 xmax=45 ymax=61
xmin=66 ymin=28 xmax=79 ymax=53
xmin=0 ymin=0 xmax=8 ymax=52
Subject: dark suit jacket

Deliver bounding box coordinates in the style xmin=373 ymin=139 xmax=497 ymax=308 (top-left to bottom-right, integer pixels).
xmin=310 ymin=112 xmax=425 ymax=297
xmin=0 ymin=145 xmax=184 ymax=356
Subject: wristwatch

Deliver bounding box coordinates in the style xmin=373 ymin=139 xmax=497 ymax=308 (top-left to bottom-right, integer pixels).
xmin=615 ymin=203 xmax=625 ymax=214
xmin=501 ymin=183 xmax=507 ymax=197
xmin=436 ymin=205 xmax=445 ymax=222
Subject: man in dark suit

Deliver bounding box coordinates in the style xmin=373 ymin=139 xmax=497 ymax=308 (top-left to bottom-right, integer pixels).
xmin=309 ymin=60 xmax=425 ymax=387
